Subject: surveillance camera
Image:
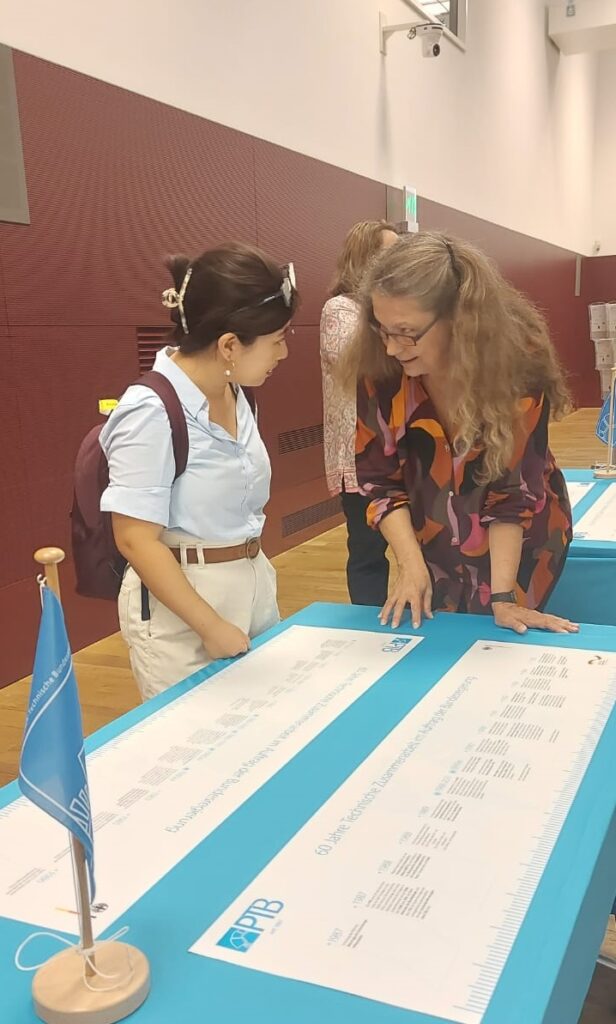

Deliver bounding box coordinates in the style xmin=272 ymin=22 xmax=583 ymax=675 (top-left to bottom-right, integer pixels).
xmin=408 ymin=22 xmax=444 ymax=58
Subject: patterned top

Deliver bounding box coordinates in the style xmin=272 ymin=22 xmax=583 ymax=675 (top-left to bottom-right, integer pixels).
xmin=356 ymin=374 xmax=572 ymax=613
xmin=320 ymin=295 xmax=361 ymax=494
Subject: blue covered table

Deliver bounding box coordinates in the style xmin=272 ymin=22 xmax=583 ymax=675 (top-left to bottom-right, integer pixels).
xmin=1 ymin=603 xmax=615 ymax=1024
xmin=546 ymin=469 xmax=616 ymax=626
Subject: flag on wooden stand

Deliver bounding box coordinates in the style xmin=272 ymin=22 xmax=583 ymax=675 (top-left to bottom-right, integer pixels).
xmin=18 ymin=583 xmax=95 ymax=898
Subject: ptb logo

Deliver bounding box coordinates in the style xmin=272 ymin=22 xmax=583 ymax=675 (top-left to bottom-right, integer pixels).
xmin=382 ymin=637 xmax=412 ymax=654
xmin=217 ymin=898 xmax=284 ymax=953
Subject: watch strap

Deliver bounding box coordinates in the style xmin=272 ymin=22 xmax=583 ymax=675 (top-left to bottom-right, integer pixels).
xmin=490 ymin=590 xmax=517 ymax=605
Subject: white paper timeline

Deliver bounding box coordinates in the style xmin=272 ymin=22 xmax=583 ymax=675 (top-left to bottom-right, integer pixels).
xmin=575 ymin=484 xmax=616 ymax=541
xmin=192 ymin=640 xmax=616 ymax=1024
xmin=565 ymin=480 xmax=594 ymax=509
xmin=0 ymin=626 xmax=420 ymax=935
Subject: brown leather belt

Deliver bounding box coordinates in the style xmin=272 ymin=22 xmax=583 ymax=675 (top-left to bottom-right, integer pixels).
xmin=169 ymin=538 xmax=261 ymax=565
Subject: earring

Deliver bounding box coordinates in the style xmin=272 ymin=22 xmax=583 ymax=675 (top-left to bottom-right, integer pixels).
xmin=224 ymin=361 xmax=235 ymax=379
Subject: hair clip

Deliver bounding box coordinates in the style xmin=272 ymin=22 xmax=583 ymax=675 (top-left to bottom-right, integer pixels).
xmin=162 ymin=266 xmax=193 ymax=334
xmin=234 ymin=262 xmax=297 ymax=316
xmin=280 ymin=263 xmax=296 ymax=308
xmin=442 ymin=241 xmax=461 ymax=289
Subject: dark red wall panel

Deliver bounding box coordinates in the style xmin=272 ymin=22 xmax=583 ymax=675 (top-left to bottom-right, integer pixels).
xmin=0 ymin=51 xmax=601 ymax=686
xmin=257 ymin=324 xmax=337 ymax=555
xmin=0 ymin=255 xmax=8 ymax=336
xmin=0 ymin=338 xmax=34 ymax=589
xmin=258 ymin=325 xmax=325 ymax=488
xmin=0 ymin=580 xmax=42 ymax=685
xmin=0 ymin=340 xmax=26 ymax=485
xmin=0 ymin=573 xmax=120 ymax=689
xmin=1 ymin=56 xmax=258 ymax=329
xmin=10 ymin=327 xmax=138 ymax=492
xmin=253 ymin=140 xmax=386 ymax=326
xmin=581 ymin=255 xmax=616 ymax=306
xmin=0 ymin=485 xmax=34 ymax=591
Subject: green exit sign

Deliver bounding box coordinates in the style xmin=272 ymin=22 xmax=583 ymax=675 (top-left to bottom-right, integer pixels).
xmin=403 ymin=186 xmax=418 ymax=230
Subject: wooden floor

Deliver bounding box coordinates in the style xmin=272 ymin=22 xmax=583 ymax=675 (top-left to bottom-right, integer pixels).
xmin=0 ymin=408 xmax=607 ymax=789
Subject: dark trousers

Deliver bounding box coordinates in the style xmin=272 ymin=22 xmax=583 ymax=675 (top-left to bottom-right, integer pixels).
xmin=340 ymin=491 xmax=389 ymax=607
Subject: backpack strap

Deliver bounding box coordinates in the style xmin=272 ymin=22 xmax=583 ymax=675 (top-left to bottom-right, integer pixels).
xmin=137 ymin=371 xmax=189 ymax=479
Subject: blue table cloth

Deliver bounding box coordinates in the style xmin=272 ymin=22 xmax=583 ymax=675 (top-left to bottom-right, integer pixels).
xmin=1 ymin=603 xmax=615 ymax=1024
xmin=546 ymin=470 xmax=616 ymax=626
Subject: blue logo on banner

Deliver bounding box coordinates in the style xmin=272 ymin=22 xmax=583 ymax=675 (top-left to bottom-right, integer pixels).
xmin=217 ymin=899 xmax=284 ymax=954
xmin=382 ymin=637 xmax=412 ymax=654
xmin=217 ymin=927 xmax=261 ymax=953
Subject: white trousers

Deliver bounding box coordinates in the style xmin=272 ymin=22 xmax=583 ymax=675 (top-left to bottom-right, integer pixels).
xmin=118 ymin=548 xmax=279 ymax=700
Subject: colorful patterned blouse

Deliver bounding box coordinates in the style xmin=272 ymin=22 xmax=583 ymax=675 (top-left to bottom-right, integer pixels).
xmin=356 ymin=374 xmax=572 ymax=614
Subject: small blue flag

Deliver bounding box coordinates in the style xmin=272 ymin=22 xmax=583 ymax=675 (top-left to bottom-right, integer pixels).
xmin=18 ymin=585 xmax=95 ymax=899
xmin=596 ymin=385 xmax=615 ymax=445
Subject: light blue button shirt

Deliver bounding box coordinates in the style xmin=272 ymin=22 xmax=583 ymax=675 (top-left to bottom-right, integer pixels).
xmin=100 ymin=347 xmax=270 ymax=544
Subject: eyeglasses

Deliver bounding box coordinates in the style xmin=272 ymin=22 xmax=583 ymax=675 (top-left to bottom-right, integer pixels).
xmin=370 ymin=312 xmax=440 ymax=347
xmin=236 ymin=263 xmax=297 ymax=314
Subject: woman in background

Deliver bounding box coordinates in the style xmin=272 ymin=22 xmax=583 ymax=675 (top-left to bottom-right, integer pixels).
xmin=320 ymin=220 xmax=398 ymax=606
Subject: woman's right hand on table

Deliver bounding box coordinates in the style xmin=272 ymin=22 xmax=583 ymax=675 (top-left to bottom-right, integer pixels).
xmin=380 ymin=551 xmax=434 ymax=630
xmin=201 ymin=617 xmax=250 ymax=660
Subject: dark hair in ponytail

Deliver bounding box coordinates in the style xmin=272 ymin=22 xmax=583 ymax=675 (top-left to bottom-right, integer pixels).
xmin=164 ymin=243 xmax=298 ymax=355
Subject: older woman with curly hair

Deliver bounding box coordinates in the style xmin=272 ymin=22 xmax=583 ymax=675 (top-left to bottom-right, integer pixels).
xmin=344 ymin=231 xmax=578 ymax=636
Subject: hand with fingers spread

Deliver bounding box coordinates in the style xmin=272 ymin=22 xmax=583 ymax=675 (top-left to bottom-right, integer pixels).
xmin=379 ymin=549 xmax=434 ymax=630
xmin=492 ymin=602 xmax=579 ymax=636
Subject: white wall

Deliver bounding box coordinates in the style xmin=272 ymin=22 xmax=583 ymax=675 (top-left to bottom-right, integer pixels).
xmin=0 ymin=0 xmax=599 ymax=253
xmin=592 ymin=50 xmax=616 ymax=255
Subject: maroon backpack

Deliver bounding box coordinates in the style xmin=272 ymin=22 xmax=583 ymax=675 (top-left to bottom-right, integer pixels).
xmin=71 ymin=372 xmax=189 ymax=600
xmin=71 ymin=374 xmax=257 ymax=600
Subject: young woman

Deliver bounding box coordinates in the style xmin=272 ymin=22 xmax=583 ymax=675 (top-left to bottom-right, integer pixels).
xmin=320 ymin=220 xmax=398 ymax=606
xmin=100 ymin=243 xmax=298 ymax=699
xmin=345 ymin=231 xmax=578 ymax=636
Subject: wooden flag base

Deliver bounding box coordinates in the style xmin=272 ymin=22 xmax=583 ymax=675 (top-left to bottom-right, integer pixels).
xmin=593 ymin=467 xmax=616 ymax=479
xmin=32 ymin=942 xmax=150 ymax=1024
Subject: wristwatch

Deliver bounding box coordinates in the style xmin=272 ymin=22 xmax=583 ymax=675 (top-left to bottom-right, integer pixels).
xmin=490 ymin=591 xmax=517 ymax=605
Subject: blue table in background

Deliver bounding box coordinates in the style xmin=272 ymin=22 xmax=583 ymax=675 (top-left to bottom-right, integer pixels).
xmin=1 ymin=603 xmax=615 ymax=1024
xmin=546 ymin=469 xmax=616 ymax=626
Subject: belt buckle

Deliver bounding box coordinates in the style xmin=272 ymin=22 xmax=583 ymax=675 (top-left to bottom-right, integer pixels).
xmin=246 ymin=538 xmax=260 ymax=560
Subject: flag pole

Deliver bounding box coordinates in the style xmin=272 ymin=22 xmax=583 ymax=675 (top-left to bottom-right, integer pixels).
xmin=594 ymin=365 xmax=616 ymax=479
xmin=30 ymin=546 xmax=150 ymax=1023
xmin=34 ymin=548 xmax=96 ymax=978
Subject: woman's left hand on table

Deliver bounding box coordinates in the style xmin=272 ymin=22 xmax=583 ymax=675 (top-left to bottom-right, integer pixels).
xmin=492 ymin=602 xmax=579 ymax=635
